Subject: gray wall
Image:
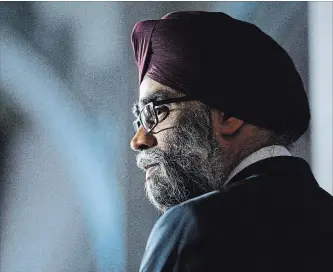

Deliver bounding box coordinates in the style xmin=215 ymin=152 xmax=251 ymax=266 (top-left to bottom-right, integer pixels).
xmin=1 ymin=2 xmax=311 ymax=272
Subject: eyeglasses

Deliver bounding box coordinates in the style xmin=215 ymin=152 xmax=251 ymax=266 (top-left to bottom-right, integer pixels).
xmin=133 ymin=96 xmax=194 ymax=134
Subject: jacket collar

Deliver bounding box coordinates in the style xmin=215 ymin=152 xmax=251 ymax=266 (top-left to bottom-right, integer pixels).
xmin=227 ymin=155 xmax=319 ymax=189
xmin=225 ymin=145 xmax=291 ymax=185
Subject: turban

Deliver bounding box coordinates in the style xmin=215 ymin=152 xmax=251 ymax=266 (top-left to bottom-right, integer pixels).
xmin=131 ymin=11 xmax=310 ymax=141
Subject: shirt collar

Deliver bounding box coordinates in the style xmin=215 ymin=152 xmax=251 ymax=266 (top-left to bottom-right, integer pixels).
xmin=225 ymin=145 xmax=292 ymax=185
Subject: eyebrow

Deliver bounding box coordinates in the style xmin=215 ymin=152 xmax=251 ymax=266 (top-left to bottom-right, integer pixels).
xmin=132 ymin=88 xmax=175 ymax=118
xmin=132 ymin=103 xmax=140 ymax=118
xmin=139 ymin=89 xmax=173 ymax=108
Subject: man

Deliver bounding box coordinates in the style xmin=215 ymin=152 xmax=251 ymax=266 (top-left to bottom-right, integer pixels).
xmin=130 ymin=11 xmax=333 ymax=272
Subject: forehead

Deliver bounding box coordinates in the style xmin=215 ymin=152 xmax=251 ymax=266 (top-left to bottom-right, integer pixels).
xmin=139 ymin=77 xmax=179 ymax=102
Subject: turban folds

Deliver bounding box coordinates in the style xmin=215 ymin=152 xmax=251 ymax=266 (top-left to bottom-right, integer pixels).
xmin=131 ymin=11 xmax=310 ymax=141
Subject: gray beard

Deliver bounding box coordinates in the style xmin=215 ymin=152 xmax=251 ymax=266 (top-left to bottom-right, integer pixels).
xmin=136 ymin=104 xmax=233 ymax=213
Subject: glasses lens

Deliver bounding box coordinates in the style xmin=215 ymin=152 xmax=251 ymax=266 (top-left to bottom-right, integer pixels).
xmin=141 ymin=103 xmax=157 ymax=131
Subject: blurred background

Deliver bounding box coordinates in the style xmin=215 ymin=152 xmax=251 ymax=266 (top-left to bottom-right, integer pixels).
xmin=0 ymin=1 xmax=332 ymax=272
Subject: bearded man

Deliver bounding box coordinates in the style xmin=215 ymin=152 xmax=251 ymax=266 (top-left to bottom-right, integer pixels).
xmin=130 ymin=11 xmax=333 ymax=272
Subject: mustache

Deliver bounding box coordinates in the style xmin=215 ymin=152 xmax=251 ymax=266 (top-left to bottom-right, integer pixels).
xmin=136 ymin=148 xmax=166 ymax=170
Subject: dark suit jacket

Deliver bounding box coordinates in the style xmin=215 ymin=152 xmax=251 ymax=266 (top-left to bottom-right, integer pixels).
xmin=139 ymin=156 xmax=333 ymax=272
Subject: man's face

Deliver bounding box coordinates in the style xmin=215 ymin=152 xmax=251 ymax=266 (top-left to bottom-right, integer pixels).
xmin=131 ymin=77 xmax=232 ymax=213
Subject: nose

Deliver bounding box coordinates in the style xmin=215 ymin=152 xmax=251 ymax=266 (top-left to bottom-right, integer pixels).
xmin=130 ymin=127 xmax=157 ymax=151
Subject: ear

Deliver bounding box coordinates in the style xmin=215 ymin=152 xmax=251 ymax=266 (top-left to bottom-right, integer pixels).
xmin=220 ymin=116 xmax=244 ymax=135
xmin=211 ymin=111 xmax=244 ymax=136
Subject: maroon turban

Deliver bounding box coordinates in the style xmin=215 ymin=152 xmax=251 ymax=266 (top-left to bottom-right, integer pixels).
xmin=131 ymin=11 xmax=310 ymax=141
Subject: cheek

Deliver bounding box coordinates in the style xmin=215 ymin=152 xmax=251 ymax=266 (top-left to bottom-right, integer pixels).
xmin=154 ymin=130 xmax=171 ymax=152
xmin=153 ymin=112 xmax=180 ymax=151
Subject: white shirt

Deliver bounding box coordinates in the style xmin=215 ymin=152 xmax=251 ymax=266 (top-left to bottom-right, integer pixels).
xmin=225 ymin=145 xmax=292 ymax=185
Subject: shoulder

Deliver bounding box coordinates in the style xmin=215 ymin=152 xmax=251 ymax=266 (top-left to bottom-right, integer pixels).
xmin=151 ymin=184 xmax=254 ymax=231
xmin=140 ymin=188 xmax=253 ymax=271
xmin=145 ymin=189 xmax=234 ymax=248
xmin=140 ymin=191 xmax=225 ymax=271
xmin=154 ymin=190 xmax=223 ymax=227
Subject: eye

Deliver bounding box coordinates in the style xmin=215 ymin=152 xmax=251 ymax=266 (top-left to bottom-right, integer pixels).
xmin=155 ymin=106 xmax=169 ymax=121
xmin=156 ymin=106 xmax=168 ymax=115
